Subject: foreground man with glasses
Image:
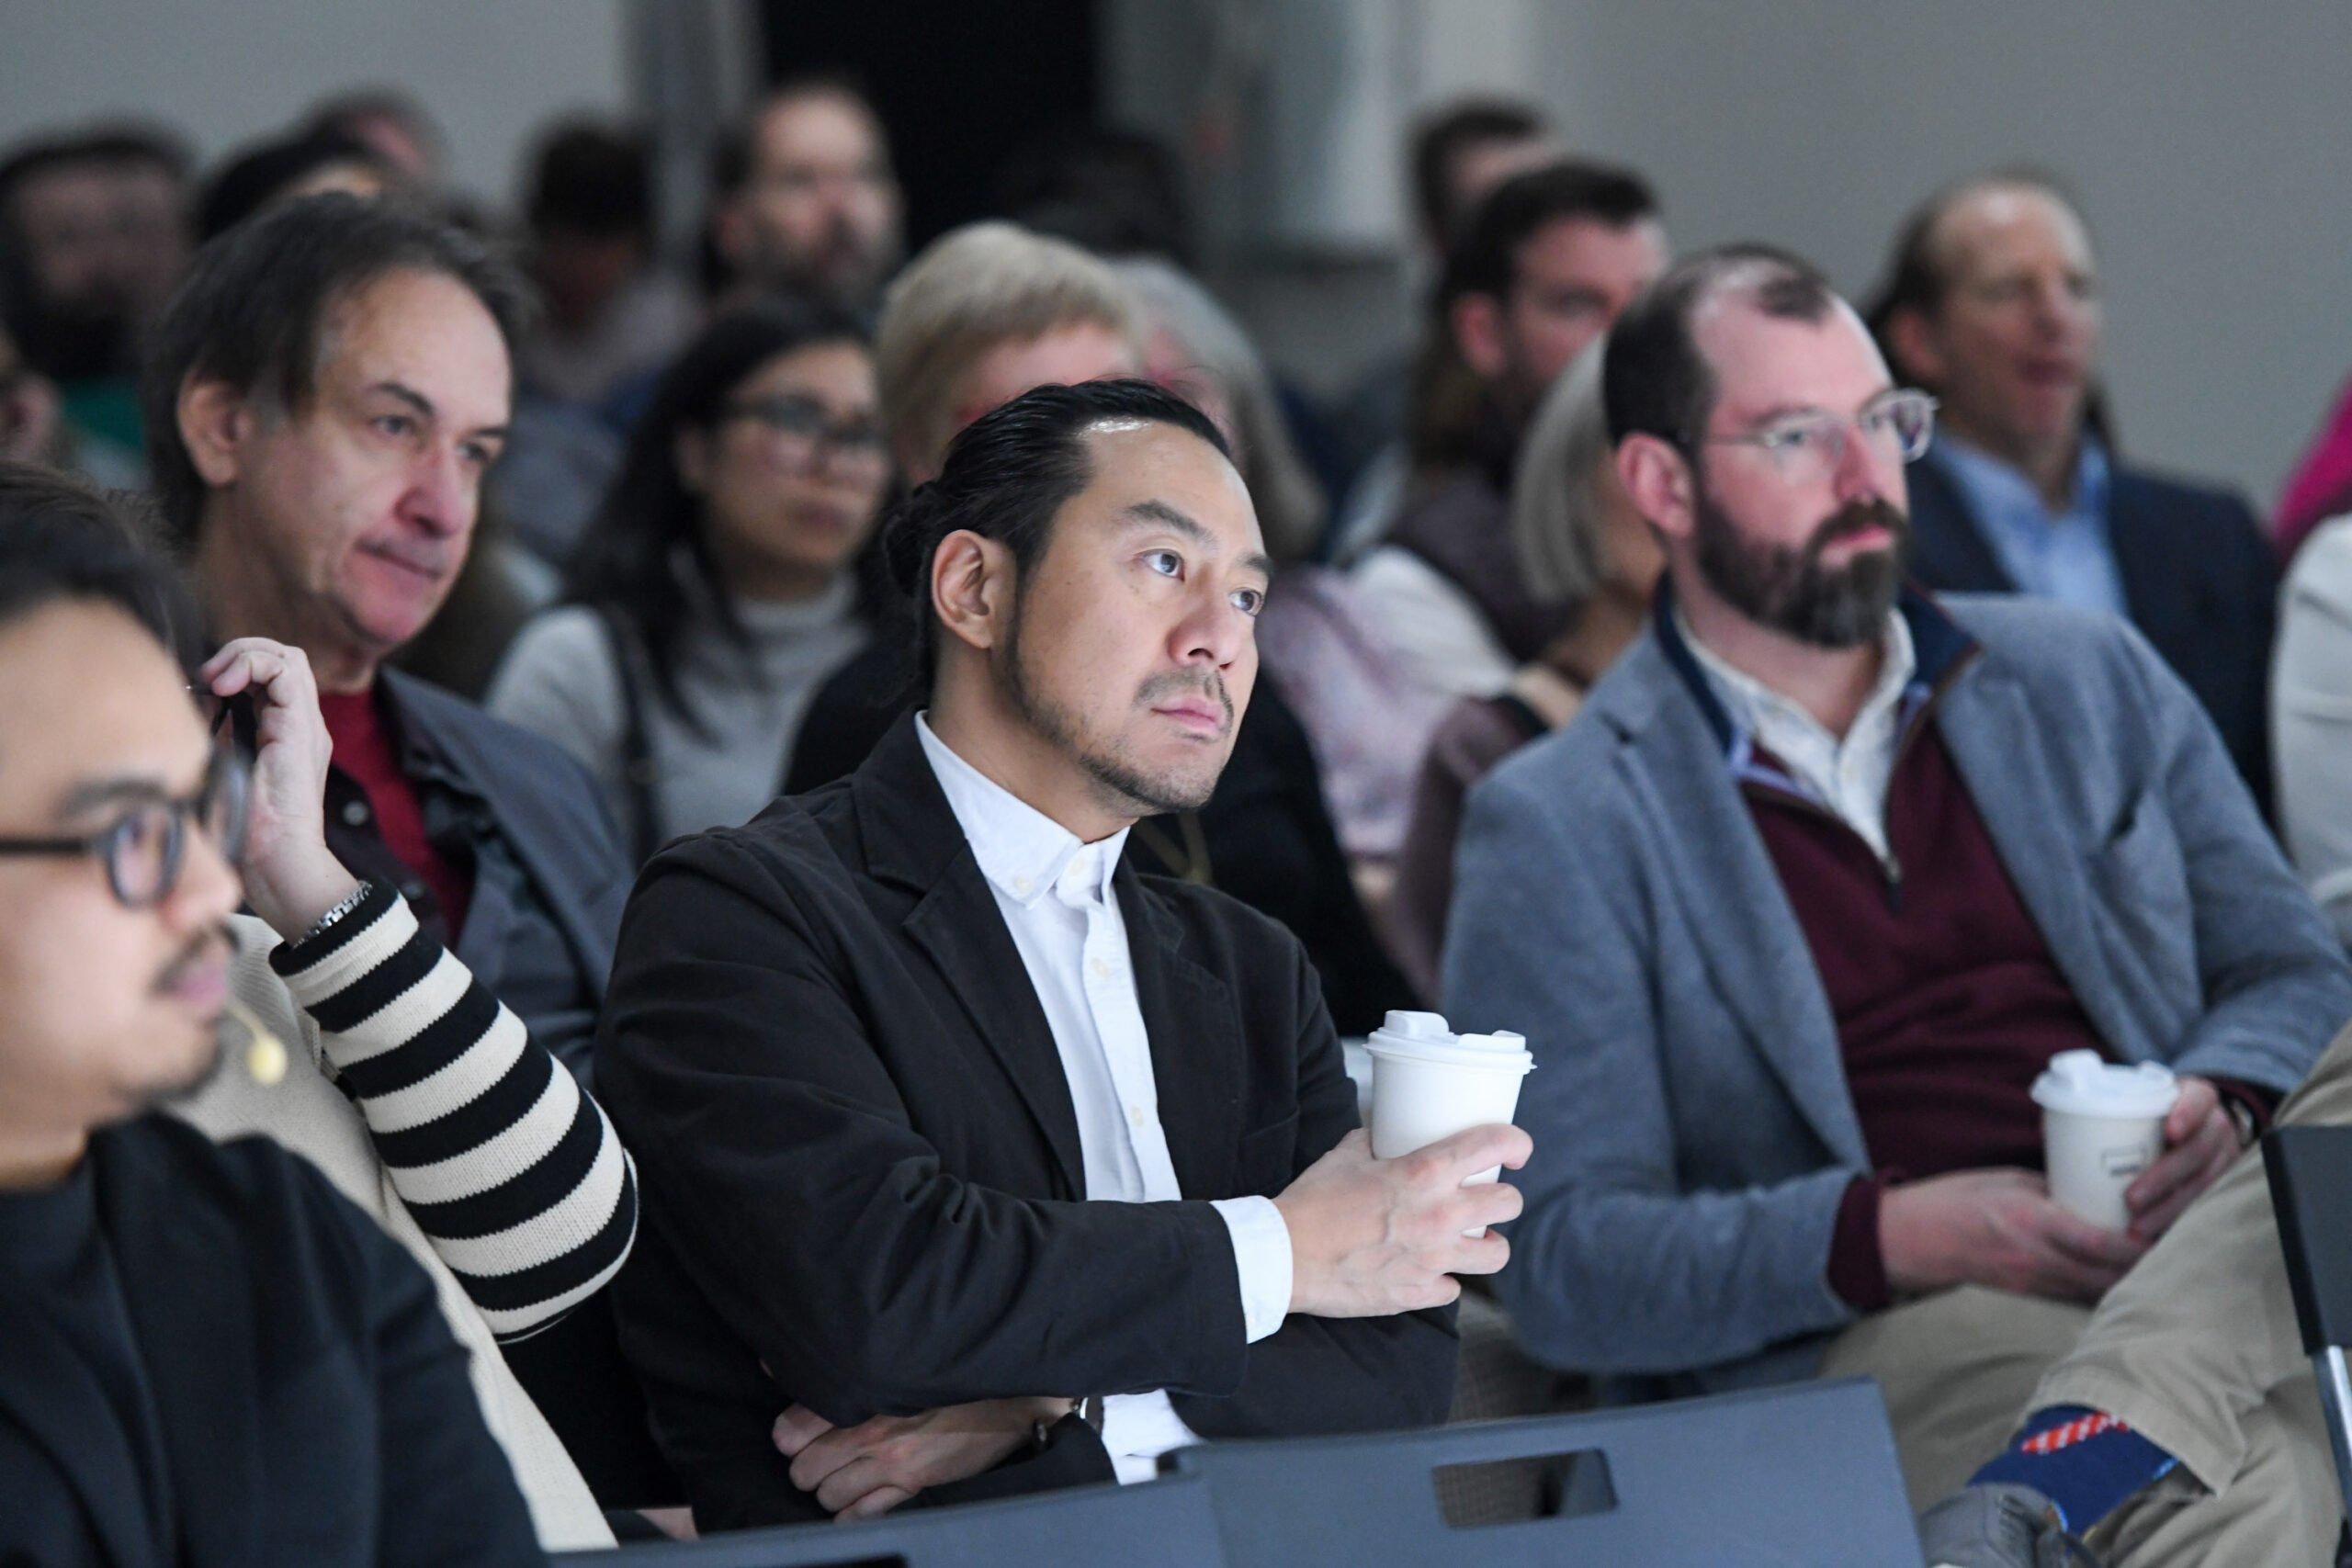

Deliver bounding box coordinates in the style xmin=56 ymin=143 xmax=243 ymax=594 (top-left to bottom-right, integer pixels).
xmin=0 ymin=466 xmax=546 ymax=1564
xmin=1442 ymin=246 xmax=2352 ymax=1513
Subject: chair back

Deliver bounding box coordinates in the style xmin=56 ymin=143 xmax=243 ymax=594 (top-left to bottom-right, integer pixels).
xmin=1164 ymin=1377 xmax=1922 ymax=1566
xmin=556 ymin=1474 xmax=1225 ymax=1567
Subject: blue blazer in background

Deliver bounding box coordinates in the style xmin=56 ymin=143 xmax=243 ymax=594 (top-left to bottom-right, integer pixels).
xmin=1904 ymin=456 xmax=2279 ymax=814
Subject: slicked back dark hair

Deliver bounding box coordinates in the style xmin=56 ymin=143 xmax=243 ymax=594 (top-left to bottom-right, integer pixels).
xmin=1601 ymin=243 xmax=1839 ymax=450
xmin=141 ymin=191 xmax=529 ymax=545
xmin=1440 ymin=158 xmax=1659 ymax=310
xmin=0 ymin=459 xmax=194 ymax=669
xmin=879 ymin=378 xmax=1232 ymax=690
xmin=1409 ymin=98 xmax=1550 ymax=249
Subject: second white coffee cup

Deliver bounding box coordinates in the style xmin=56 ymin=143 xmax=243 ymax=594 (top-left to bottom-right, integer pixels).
xmin=2030 ymin=1049 xmax=2180 ymax=1232
xmin=1363 ymin=1010 xmax=1534 ymax=1235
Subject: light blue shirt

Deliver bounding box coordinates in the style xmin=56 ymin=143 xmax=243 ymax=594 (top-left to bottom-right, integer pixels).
xmin=1925 ymin=434 xmax=2127 ymax=619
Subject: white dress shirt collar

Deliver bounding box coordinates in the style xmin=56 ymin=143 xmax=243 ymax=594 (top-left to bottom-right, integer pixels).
xmin=1676 ymin=609 xmax=1919 ymax=864
xmin=916 ymin=712 xmax=1129 ymax=910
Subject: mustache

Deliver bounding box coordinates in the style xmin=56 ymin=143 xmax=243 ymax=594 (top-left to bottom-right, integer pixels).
xmin=1136 ymin=671 xmax=1235 ymax=727
xmin=1803 ymin=497 xmax=1910 ymax=566
xmin=153 ymin=928 xmax=229 ymax=996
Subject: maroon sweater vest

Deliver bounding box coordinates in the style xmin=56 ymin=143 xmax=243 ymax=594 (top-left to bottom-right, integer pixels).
xmin=1743 ymin=719 xmax=2108 ymax=1308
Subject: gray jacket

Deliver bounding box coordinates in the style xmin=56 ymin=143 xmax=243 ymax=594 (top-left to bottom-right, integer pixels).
xmin=1442 ymin=590 xmax=2352 ymax=1394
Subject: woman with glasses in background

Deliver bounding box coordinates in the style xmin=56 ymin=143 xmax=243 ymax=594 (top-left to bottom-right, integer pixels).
xmin=491 ymin=299 xmax=891 ymax=862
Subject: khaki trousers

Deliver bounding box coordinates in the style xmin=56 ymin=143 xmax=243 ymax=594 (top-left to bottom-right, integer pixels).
xmin=1832 ymin=1018 xmax=2352 ymax=1565
xmin=1820 ymin=1285 xmax=2093 ymax=1512
xmin=2026 ymin=1019 xmax=2352 ymax=1568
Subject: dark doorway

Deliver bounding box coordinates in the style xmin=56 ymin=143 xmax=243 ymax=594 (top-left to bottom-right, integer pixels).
xmin=758 ymin=1 xmax=1102 ymax=249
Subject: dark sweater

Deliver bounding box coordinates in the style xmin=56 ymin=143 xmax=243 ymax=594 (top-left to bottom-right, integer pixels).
xmin=1747 ymin=722 xmax=2263 ymax=1311
xmin=0 ymin=1116 xmax=545 ymax=1566
xmin=1749 ymin=720 xmax=2114 ymax=1312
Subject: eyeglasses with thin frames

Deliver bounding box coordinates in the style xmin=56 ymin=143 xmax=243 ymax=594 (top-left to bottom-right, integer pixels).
xmin=1690 ymin=389 xmax=1939 ymax=483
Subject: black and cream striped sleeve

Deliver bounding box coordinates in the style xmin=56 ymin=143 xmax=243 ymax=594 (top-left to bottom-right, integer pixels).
xmin=269 ymin=880 xmax=638 ymax=1340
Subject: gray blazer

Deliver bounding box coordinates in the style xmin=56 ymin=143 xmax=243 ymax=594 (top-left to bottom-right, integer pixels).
xmin=1442 ymin=591 xmax=2352 ymax=1394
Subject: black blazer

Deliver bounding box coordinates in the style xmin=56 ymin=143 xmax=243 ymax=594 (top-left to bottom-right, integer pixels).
xmin=1905 ymin=457 xmax=2278 ymax=810
xmin=597 ymin=716 xmax=1456 ymax=1531
xmin=0 ymin=1116 xmax=543 ymax=1568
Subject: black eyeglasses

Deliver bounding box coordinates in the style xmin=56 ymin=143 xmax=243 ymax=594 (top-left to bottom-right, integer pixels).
xmin=720 ymin=394 xmax=888 ymax=473
xmin=0 ymin=739 xmax=251 ymax=908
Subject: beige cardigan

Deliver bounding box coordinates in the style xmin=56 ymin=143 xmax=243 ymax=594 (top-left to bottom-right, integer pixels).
xmin=174 ymin=916 xmax=614 ymax=1551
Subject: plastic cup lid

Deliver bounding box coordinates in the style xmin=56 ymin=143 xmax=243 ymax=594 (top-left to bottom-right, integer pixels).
xmin=2029 ymin=1049 xmax=2179 ymax=1120
xmin=1374 ymin=1010 xmax=1453 ymax=1042
xmin=1365 ymin=1023 xmax=1533 ymax=1073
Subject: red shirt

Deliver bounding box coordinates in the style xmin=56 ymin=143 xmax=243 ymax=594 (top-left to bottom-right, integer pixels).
xmin=318 ymin=688 xmax=472 ymax=941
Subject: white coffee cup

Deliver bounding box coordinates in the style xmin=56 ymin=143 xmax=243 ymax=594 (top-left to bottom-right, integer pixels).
xmin=2030 ymin=1049 xmax=2180 ymax=1232
xmin=1363 ymin=1011 xmax=1534 ymax=1233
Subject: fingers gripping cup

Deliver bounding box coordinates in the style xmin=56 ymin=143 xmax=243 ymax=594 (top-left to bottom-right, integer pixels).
xmin=2030 ymin=1050 xmax=2181 ymax=1232
xmin=1364 ymin=1011 xmax=1535 ymax=1235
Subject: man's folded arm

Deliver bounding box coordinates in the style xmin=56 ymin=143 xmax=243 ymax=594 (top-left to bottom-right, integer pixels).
xmin=1444 ymin=774 xmax=1860 ymax=1373
xmin=597 ymin=845 xmax=1257 ymax=1423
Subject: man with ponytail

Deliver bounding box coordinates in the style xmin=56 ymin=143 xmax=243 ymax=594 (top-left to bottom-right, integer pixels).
xmin=598 ymin=378 xmax=1523 ymax=1529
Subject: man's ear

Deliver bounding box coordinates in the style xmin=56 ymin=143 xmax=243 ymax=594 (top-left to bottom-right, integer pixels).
xmin=1616 ymin=433 xmax=1698 ymax=546
xmin=1883 ymin=305 xmax=1946 ymax=390
xmin=1451 ymin=292 xmax=1510 ymax=383
xmin=175 ymin=376 xmax=256 ymax=491
xmin=929 ymin=528 xmax=1015 ymax=658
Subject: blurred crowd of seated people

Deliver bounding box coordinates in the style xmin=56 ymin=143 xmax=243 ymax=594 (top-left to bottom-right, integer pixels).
xmin=6 ymin=62 xmax=2352 ymax=1568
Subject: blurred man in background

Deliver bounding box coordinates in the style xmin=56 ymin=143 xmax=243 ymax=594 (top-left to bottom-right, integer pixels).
xmin=0 ymin=125 xmax=193 ymax=466
xmin=1872 ymin=171 xmax=2277 ymax=809
xmin=707 ymin=76 xmax=903 ymax=316
xmin=1330 ymin=96 xmax=1560 ymax=554
xmin=1351 ymin=159 xmax=1667 ymax=704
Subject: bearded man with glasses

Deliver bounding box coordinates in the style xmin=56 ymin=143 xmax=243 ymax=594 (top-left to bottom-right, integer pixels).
xmin=0 ymin=463 xmax=552 ymax=1565
xmin=1442 ymin=245 xmax=2352 ymax=1517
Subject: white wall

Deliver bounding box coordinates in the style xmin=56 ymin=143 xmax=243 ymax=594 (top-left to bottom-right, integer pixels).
xmin=0 ymin=0 xmax=633 ymax=211
xmin=1537 ymin=1 xmax=2352 ymax=504
xmin=1114 ymin=0 xmax=2352 ymax=503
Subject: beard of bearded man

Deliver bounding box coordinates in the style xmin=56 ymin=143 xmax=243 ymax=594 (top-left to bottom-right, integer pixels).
xmin=1691 ymin=480 xmax=1910 ymax=649
xmin=1000 ymin=588 xmax=1235 ymax=818
xmin=781 ymin=216 xmax=894 ymax=311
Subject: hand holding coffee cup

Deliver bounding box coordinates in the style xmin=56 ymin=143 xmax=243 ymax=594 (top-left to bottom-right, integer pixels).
xmin=2030 ymin=1051 xmax=2180 ymax=1233
xmin=2121 ymin=1075 xmax=2245 ymax=1243
xmin=1273 ymin=1124 xmax=1531 ymax=1318
xmin=1364 ymin=1010 xmax=1536 ymax=1234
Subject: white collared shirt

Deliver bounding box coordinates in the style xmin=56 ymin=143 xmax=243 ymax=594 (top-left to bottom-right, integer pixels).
xmin=1679 ymin=611 xmax=1918 ymax=865
xmin=914 ymin=715 xmax=1294 ymax=1483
